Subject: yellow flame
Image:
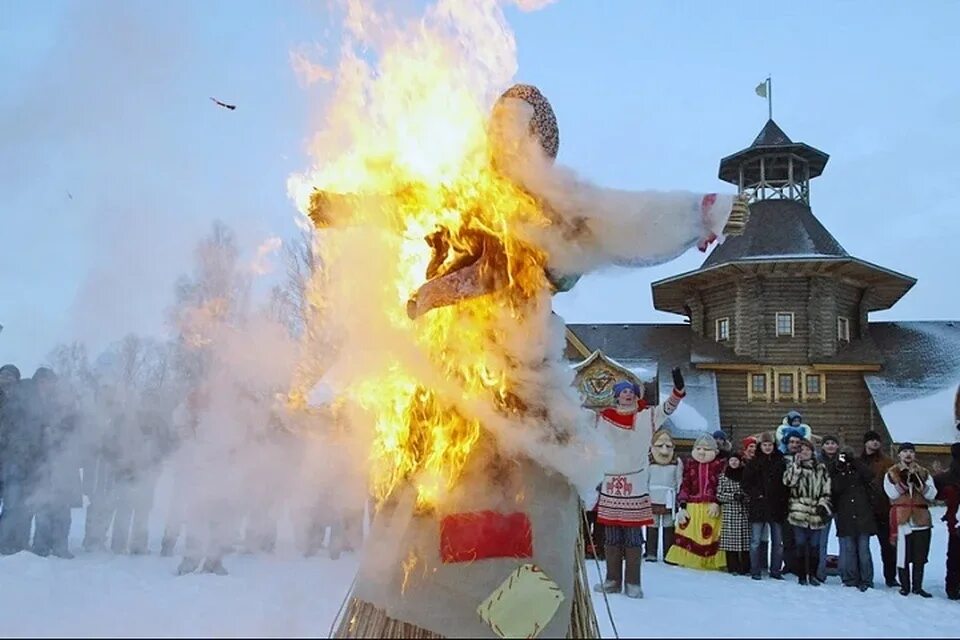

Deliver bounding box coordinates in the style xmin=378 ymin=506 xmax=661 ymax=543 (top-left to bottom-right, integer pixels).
xmin=290 ymin=1 xmax=549 ymax=510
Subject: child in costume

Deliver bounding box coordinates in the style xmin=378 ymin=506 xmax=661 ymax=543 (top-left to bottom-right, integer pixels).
xmin=665 ymin=433 xmax=726 ymax=570
xmin=594 ymin=371 xmax=686 ymax=598
xmin=717 ymin=453 xmax=751 ymax=575
xmin=646 ymin=428 xmax=683 ymax=562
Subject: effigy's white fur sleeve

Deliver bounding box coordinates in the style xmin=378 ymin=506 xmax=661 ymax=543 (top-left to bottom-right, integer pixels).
xmin=512 ymin=160 xmax=735 ymax=276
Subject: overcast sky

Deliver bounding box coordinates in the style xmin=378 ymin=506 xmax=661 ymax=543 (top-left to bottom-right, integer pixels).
xmin=2 ymin=0 xmax=958 ymax=373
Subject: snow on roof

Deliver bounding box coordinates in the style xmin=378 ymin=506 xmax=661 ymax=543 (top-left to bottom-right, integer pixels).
xmin=659 ymin=368 xmax=719 ymax=440
xmin=867 ymin=382 xmax=959 ymax=445
xmin=865 ymin=321 xmax=960 ymax=445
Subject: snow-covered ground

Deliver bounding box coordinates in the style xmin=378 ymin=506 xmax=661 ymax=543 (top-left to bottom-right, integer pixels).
xmin=2 ymin=506 xmax=959 ymax=637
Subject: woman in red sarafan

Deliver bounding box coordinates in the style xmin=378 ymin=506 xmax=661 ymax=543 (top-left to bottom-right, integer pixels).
xmin=665 ymin=433 xmax=726 ymax=570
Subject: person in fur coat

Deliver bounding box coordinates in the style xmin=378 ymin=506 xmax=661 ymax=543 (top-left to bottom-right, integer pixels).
xmin=884 ymin=442 xmax=937 ymax=597
xmin=717 ymin=453 xmax=751 ymax=575
xmin=646 ymin=428 xmax=683 ymax=562
xmin=665 ymin=433 xmax=726 ymax=570
xmin=783 ymin=439 xmax=832 ymax=586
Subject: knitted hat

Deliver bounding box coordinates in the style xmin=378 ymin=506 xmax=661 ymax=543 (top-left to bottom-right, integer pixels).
xmin=694 ymin=433 xmax=719 ymax=451
xmin=897 ymin=442 xmax=916 ymax=453
xmin=863 ymin=430 xmax=883 ymax=444
xmin=712 ymin=429 xmax=729 ymax=441
xmin=821 ymin=434 xmax=840 ymax=446
xmin=780 ymin=426 xmax=804 ymax=445
xmin=612 ymin=380 xmax=641 ymax=398
xmin=742 ymin=435 xmax=758 ymax=449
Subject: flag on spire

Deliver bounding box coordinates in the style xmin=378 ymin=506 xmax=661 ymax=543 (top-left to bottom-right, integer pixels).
xmin=755 ymin=80 xmax=768 ymax=98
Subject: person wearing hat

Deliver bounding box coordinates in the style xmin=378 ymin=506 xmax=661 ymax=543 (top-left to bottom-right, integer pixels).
xmin=814 ymin=434 xmax=841 ymax=582
xmin=883 ymin=442 xmax=937 ymax=597
xmin=593 ymin=369 xmax=686 ymax=599
xmin=741 ymin=435 xmax=758 ymax=462
xmin=859 ymin=430 xmax=899 ymax=587
xmin=934 ymin=442 xmax=960 ymax=599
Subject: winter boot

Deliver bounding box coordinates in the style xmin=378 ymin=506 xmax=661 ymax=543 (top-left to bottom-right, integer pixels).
xmin=624 ymin=547 xmax=643 ymax=598
xmin=176 ymin=556 xmax=202 ymax=576
xmin=795 ymin=551 xmax=808 ymax=585
xmin=644 ymin=527 xmax=658 ymax=562
xmin=593 ymin=545 xmax=622 ymax=593
xmin=898 ymin=568 xmax=911 ymax=596
xmin=808 ymin=550 xmax=822 ymax=586
xmin=912 ymin=565 xmax=932 ymax=598
xmin=201 ymin=557 xmax=229 ymax=576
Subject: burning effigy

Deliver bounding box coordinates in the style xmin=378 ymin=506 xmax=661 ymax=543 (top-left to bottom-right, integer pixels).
xmin=286 ymin=2 xmax=747 ymax=638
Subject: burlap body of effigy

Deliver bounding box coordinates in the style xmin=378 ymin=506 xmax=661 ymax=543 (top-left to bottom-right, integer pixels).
xmin=335 ymin=451 xmax=595 ymax=639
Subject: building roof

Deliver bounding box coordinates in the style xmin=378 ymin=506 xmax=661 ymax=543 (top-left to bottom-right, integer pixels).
xmin=566 ymin=324 xmax=721 ymax=439
xmin=864 ymin=321 xmax=960 ymax=445
xmin=751 ymin=119 xmax=793 ymax=146
xmin=718 ymin=119 xmax=830 ymax=184
xmin=702 ymin=199 xmax=847 ymax=268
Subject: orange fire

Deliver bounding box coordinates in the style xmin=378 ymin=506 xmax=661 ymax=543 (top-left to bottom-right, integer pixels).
xmin=288 ymin=1 xmax=550 ymax=510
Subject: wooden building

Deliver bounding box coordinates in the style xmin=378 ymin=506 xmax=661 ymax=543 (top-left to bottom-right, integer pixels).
xmin=566 ymin=119 xmax=960 ymax=458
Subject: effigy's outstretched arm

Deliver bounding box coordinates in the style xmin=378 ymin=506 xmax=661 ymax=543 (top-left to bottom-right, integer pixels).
xmin=513 ymin=160 xmax=747 ymax=277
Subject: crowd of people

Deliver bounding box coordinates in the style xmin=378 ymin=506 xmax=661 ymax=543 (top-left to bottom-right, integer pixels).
xmin=0 ymin=362 xmax=367 ymax=575
xmin=588 ymin=375 xmax=960 ymax=601
xmin=4 ymin=359 xmax=959 ymax=604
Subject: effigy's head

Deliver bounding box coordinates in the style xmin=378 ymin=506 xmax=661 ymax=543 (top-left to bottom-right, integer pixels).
xmin=691 ymin=433 xmax=718 ymax=464
xmin=651 ymin=428 xmax=676 ymax=465
xmin=489 ymin=83 xmax=559 ymax=173
xmin=612 ymin=380 xmax=642 ymax=407
xmin=493 ymin=84 xmax=559 ymax=158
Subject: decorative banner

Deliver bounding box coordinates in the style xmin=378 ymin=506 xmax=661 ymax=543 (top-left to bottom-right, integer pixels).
xmin=477 ymin=564 xmax=564 ymax=639
xmin=440 ymin=511 xmax=533 ymax=563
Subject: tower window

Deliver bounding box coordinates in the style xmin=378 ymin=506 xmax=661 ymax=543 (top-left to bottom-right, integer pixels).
xmin=751 ymin=373 xmax=767 ymax=394
xmin=776 ymin=312 xmax=795 ymax=337
xmin=837 ymin=317 xmax=850 ymax=343
xmin=778 ymin=373 xmax=795 ymax=398
xmin=806 ymin=374 xmax=822 ymax=397
xmin=716 ymin=317 xmax=730 ymax=342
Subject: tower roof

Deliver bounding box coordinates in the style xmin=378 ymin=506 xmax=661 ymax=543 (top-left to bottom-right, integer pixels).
xmin=718 ymin=119 xmax=829 ymax=185
xmin=701 ymin=199 xmax=847 ymax=267
xmin=751 ymin=119 xmax=793 ymax=146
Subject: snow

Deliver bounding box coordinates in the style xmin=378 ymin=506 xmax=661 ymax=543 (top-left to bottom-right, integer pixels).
xmin=871 ymin=383 xmax=960 ymax=445
xmin=5 ymin=502 xmax=959 ymax=637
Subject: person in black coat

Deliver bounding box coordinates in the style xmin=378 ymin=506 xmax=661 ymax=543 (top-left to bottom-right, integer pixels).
xmin=830 ymin=447 xmax=877 ymax=591
xmin=0 ymin=376 xmax=45 ymax=554
xmin=31 ymin=368 xmax=82 ymax=559
xmin=742 ymin=431 xmax=788 ymax=579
